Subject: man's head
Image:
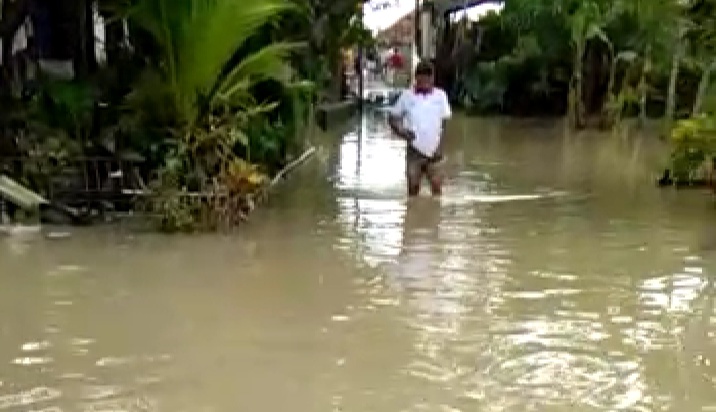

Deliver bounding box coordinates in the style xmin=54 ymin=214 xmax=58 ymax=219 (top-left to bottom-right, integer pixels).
xmin=414 ymin=60 xmax=434 ymax=91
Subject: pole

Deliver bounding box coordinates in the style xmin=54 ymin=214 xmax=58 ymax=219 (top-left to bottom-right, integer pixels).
xmin=358 ymin=2 xmax=365 ymax=111
xmin=414 ymin=0 xmax=421 ymax=59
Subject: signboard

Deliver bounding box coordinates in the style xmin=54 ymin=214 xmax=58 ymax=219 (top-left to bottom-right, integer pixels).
xmin=367 ymin=0 xmax=401 ymax=12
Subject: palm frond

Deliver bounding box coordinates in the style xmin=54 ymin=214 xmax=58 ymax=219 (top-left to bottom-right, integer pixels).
xmin=177 ymin=0 xmax=298 ymax=103
xmin=217 ymin=42 xmax=306 ymax=101
xmin=128 ymin=0 xmax=299 ymax=121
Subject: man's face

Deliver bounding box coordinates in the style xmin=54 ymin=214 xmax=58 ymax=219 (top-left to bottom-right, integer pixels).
xmin=415 ymin=73 xmax=434 ymax=90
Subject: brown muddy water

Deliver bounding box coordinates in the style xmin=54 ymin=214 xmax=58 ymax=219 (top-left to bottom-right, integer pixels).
xmin=1 ymin=114 xmax=715 ymax=412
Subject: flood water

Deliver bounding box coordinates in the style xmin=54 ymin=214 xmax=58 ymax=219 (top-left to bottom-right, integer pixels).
xmin=1 ymin=114 xmax=715 ymax=412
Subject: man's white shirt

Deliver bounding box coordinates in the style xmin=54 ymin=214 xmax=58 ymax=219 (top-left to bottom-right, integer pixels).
xmin=389 ymin=88 xmax=452 ymax=157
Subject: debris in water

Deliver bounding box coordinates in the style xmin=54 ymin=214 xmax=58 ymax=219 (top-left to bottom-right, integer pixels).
xmin=0 ymin=224 xmax=41 ymax=236
xmin=46 ymin=231 xmax=71 ymax=240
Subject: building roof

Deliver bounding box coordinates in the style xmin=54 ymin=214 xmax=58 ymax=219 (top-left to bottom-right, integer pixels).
xmin=372 ymin=0 xmax=504 ymax=44
xmin=375 ymin=10 xmax=414 ymax=45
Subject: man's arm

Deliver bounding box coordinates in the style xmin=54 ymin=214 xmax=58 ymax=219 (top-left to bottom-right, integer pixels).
xmin=388 ymin=114 xmax=413 ymax=140
xmin=441 ymin=89 xmax=453 ymax=120
xmin=435 ymin=90 xmax=452 ymax=159
xmin=388 ymin=92 xmax=414 ymax=141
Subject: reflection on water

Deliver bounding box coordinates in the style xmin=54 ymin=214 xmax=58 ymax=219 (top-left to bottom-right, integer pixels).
xmin=1 ymin=115 xmax=715 ymax=411
xmin=334 ymin=114 xmax=716 ymax=411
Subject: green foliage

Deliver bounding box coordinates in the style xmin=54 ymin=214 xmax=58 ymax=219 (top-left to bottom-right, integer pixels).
xmin=0 ymin=0 xmax=358 ymax=229
xmin=13 ymin=79 xmax=97 ymax=193
xmin=27 ymin=79 xmax=97 ymax=148
xmin=115 ymin=0 xmax=315 ymax=230
xmin=669 ymin=115 xmax=716 ymax=182
xmin=126 ymin=0 xmax=303 ymax=124
xmin=455 ymin=0 xmax=710 ymax=123
xmin=342 ymin=17 xmax=375 ymax=48
xmin=458 ymin=61 xmax=508 ymax=112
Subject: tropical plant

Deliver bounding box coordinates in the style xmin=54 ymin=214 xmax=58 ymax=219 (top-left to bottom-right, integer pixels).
xmin=687 ymin=0 xmax=716 ymax=116
xmin=121 ymin=0 xmax=308 ymax=230
xmin=295 ymin=0 xmax=368 ymax=101
xmin=127 ymin=0 xmax=303 ymax=126
xmin=496 ymin=0 xmax=619 ymax=126
xmin=611 ymin=0 xmax=682 ymax=125
xmin=669 ymin=114 xmax=716 ymax=183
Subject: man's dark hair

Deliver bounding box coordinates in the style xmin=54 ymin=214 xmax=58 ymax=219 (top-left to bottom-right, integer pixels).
xmin=415 ymin=60 xmax=434 ymax=76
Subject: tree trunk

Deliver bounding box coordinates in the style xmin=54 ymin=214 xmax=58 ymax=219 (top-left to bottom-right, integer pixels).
xmin=583 ymin=47 xmax=597 ymax=114
xmin=601 ymin=49 xmax=618 ymax=127
xmin=664 ymin=37 xmax=684 ymax=134
xmin=100 ymin=2 xmax=124 ymax=66
xmin=692 ymin=59 xmax=715 ymax=116
xmin=638 ymin=44 xmax=651 ymax=127
xmin=568 ymin=42 xmax=585 ymax=129
xmin=324 ymin=18 xmax=344 ymax=103
xmin=614 ymin=71 xmax=632 ymax=127
xmin=328 ymin=49 xmax=343 ymax=102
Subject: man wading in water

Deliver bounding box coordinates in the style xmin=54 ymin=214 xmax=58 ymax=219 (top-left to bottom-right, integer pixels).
xmin=388 ymin=60 xmax=452 ymax=196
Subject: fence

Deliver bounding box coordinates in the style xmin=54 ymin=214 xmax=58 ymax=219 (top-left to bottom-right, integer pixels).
xmin=0 ymin=155 xmax=147 ymax=217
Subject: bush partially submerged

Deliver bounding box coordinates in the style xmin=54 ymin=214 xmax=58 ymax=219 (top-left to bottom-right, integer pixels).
xmin=669 ymin=115 xmax=716 ymax=184
xmin=122 ymin=0 xmax=311 ymax=231
xmin=142 ymin=156 xmax=270 ymax=233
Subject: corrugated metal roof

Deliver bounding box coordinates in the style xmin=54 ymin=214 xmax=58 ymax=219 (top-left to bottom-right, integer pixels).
xmin=433 ymin=0 xmax=503 ymax=15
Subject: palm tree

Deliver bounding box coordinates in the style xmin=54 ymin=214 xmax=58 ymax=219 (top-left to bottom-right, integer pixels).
xmin=120 ymin=0 xmax=311 ymax=198
xmin=688 ymin=0 xmax=716 ymax=115
xmin=127 ymin=0 xmax=303 ymax=126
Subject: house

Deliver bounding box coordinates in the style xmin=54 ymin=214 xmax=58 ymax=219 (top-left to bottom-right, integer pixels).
xmin=375 ymin=10 xmax=414 ymax=46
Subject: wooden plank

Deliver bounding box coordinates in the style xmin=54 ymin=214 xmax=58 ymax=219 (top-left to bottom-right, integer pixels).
xmin=0 ymin=175 xmax=48 ymax=210
xmin=270 ymin=146 xmax=317 ymax=187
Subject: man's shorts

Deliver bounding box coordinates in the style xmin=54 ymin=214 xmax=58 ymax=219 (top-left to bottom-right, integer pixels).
xmin=406 ymin=146 xmax=443 ymax=184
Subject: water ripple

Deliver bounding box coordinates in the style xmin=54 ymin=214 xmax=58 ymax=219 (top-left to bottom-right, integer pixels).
xmin=332 ymin=116 xmax=716 ymax=410
xmin=0 ymin=116 xmax=714 ymax=411
xmin=0 ymin=387 xmax=61 ymax=409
